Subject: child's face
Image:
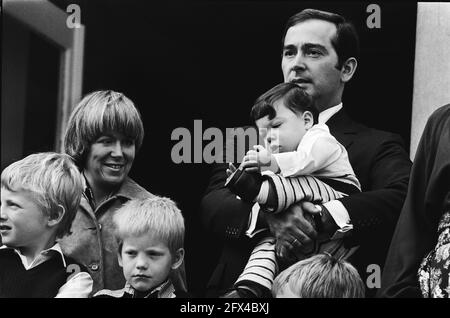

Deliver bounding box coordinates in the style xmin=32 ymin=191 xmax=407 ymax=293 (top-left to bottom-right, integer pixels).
xmin=85 ymin=131 xmax=136 ymax=188
xmin=0 ymin=188 xmax=50 ymax=250
xmin=118 ymin=233 xmax=183 ymax=293
xmin=255 ymin=99 xmax=313 ymax=153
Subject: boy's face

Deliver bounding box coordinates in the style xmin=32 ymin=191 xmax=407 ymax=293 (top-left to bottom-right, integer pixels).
xmin=85 ymin=131 xmax=136 ymax=188
xmin=255 ymin=99 xmax=313 ymax=153
xmin=118 ymin=233 xmax=183 ymax=293
xmin=0 ymin=188 xmax=50 ymax=250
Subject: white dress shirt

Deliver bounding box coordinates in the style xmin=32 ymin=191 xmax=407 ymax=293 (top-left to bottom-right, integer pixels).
xmin=246 ymin=103 xmax=354 ymax=238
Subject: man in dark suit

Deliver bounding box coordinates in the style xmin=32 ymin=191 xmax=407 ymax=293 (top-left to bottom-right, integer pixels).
xmin=200 ymin=9 xmax=412 ymax=297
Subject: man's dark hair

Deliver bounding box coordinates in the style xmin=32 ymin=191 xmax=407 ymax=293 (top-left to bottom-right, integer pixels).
xmin=251 ymin=83 xmax=319 ymax=124
xmin=282 ymin=8 xmax=359 ymax=69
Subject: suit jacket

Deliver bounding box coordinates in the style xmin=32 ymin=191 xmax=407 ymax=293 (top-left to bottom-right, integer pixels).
xmin=377 ymin=104 xmax=450 ymax=298
xmin=200 ymin=109 xmax=412 ymax=297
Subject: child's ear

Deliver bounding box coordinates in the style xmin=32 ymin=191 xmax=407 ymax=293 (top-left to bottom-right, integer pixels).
xmin=171 ymin=248 xmax=185 ymax=270
xmin=117 ymin=251 xmax=123 ymax=268
xmin=303 ymin=111 xmax=314 ymax=129
xmin=47 ymin=204 xmax=65 ymax=228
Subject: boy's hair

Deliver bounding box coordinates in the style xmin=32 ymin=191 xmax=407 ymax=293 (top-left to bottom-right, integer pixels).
xmin=64 ymin=90 xmax=144 ymax=166
xmin=1 ymin=152 xmax=84 ymax=239
xmin=113 ymin=196 xmax=185 ymax=254
xmin=250 ymin=83 xmax=318 ymax=124
xmin=282 ymin=8 xmax=359 ymax=69
xmin=272 ymin=253 xmax=365 ymax=298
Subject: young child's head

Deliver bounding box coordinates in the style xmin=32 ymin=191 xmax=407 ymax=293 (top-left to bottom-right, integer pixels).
xmin=0 ymin=152 xmax=83 ymax=253
xmin=113 ymin=196 xmax=185 ymax=293
xmin=272 ymin=253 xmax=365 ymax=298
xmin=251 ymin=83 xmax=318 ymax=153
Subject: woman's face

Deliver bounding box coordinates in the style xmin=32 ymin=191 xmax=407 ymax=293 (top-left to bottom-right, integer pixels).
xmin=84 ymin=131 xmax=136 ymax=188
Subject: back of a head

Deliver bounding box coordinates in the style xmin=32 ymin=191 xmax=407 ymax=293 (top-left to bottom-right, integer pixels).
xmin=251 ymin=82 xmax=319 ymax=123
xmin=282 ymin=8 xmax=359 ymax=69
xmin=113 ymin=196 xmax=185 ymax=254
xmin=63 ymin=90 xmax=145 ymax=167
xmin=273 ymin=253 xmax=365 ymax=298
xmin=1 ymin=152 xmax=84 ymax=239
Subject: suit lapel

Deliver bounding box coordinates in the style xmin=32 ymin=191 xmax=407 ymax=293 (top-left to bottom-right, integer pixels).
xmin=326 ymin=109 xmax=361 ymax=149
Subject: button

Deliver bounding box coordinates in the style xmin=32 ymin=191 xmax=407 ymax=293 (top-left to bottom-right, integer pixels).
xmin=90 ymin=263 xmax=99 ymax=271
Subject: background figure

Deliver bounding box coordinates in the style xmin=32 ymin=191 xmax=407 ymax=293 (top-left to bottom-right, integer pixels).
xmin=379 ymin=104 xmax=450 ymax=298
xmin=272 ymin=253 xmax=365 ymax=298
xmin=59 ymin=90 xmax=186 ymax=294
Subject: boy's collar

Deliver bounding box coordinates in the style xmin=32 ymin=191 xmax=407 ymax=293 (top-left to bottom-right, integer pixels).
xmin=1 ymin=242 xmax=67 ymax=268
xmin=124 ymin=279 xmax=176 ymax=298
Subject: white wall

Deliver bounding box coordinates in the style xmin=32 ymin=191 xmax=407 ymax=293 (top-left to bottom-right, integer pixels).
xmin=411 ymin=2 xmax=450 ymax=159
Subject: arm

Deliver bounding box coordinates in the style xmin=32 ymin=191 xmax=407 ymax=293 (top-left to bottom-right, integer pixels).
xmin=338 ymin=134 xmax=411 ymax=246
xmin=55 ymin=271 xmax=93 ymax=298
xmin=274 ymin=126 xmax=344 ymax=177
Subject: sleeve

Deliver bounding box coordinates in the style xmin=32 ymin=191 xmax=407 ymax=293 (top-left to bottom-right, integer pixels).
xmin=55 ymin=271 xmax=93 ymax=298
xmin=274 ymin=125 xmax=343 ymax=177
xmin=338 ymin=133 xmax=412 ymax=247
xmin=200 ymin=127 xmax=257 ymax=241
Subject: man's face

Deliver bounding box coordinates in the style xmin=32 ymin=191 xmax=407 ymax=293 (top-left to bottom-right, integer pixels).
xmin=282 ymin=19 xmax=344 ymax=111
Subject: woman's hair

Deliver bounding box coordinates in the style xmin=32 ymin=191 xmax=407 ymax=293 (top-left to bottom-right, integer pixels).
xmin=64 ymin=90 xmax=144 ymax=166
xmin=1 ymin=152 xmax=84 ymax=239
xmin=272 ymin=253 xmax=365 ymax=298
xmin=113 ymin=196 xmax=185 ymax=254
xmin=250 ymin=83 xmax=318 ymax=123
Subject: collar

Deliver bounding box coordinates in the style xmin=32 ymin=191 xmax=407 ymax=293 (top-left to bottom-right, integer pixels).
xmin=81 ymin=174 xmax=149 ymax=210
xmin=126 ymin=279 xmax=176 ymax=298
xmin=0 ymin=242 xmax=67 ymax=269
xmin=319 ymin=103 xmax=343 ymax=124
xmin=96 ymin=280 xmax=176 ymax=298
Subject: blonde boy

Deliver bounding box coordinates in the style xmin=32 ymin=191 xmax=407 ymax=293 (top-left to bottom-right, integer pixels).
xmin=94 ymin=196 xmax=187 ymax=298
xmin=272 ymin=253 xmax=365 ymax=298
xmin=0 ymin=152 xmax=93 ymax=297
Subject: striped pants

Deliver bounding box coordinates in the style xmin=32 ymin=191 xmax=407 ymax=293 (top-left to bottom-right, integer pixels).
xmin=235 ymin=175 xmax=349 ymax=292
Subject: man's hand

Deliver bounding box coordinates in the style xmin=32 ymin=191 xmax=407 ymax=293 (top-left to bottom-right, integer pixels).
xmin=300 ymin=202 xmax=339 ymax=240
xmin=264 ymin=203 xmax=318 ymax=264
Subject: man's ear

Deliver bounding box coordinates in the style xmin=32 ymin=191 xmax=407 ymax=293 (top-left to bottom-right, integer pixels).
xmin=47 ymin=204 xmax=65 ymax=228
xmin=340 ymin=57 xmax=357 ymax=83
xmin=171 ymin=248 xmax=185 ymax=270
xmin=303 ymin=111 xmax=315 ymax=129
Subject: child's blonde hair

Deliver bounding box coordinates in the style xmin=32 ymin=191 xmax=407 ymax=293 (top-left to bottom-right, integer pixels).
xmin=272 ymin=253 xmax=365 ymax=298
xmin=64 ymin=90 xmax=144 ymax=166
xmin=113 ymin=196 xmax=185 ymax=254
xmin=1 ymin=152 xmax=84 ymax=239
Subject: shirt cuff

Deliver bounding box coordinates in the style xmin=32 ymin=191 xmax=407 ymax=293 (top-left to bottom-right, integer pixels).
xmin=322 ymin=200 xmax=353 ymax=240
xmin=56 ymin=271 xmax=93 ymax=298
xmin=245 ymin=203 xmax=266 ymax=238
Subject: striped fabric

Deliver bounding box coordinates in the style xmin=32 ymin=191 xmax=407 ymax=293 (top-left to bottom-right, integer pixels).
xmin=235 ymin=236 xmax=277 ymax=291
xmin=236 ymin=176 xmax=348 ymax=293
xmin=260 ymin=174 xmax=345 ymax=214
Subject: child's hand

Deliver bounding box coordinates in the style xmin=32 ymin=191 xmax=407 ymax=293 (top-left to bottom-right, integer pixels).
xmin=242 ymin=145 xmax=280 ymax=173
